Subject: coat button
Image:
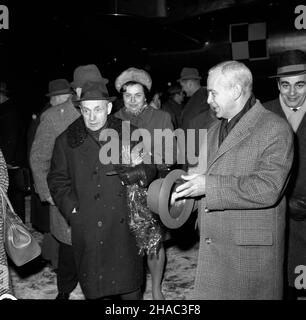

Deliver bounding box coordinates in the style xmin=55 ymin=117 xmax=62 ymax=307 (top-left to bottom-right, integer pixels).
xmin=204 ymin=208 xmax=210 ymax=213
xmin=94 ymin=193 xmax=100 ymax=200
xmin=120 ymin=218 xmax=125 ymax=224
xmin=205 ymin=237 xmax=212 ymax=244
xmin=97 ymin=221 xmax=103 ymax=227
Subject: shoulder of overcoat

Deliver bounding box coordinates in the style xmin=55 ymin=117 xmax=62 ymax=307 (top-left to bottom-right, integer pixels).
xmin=66 ymin=115 xmax=137 ymax=148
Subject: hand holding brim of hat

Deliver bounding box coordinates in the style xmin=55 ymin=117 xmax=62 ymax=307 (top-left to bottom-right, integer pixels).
xmin=172 ymin=173 xmax=206 ymax=200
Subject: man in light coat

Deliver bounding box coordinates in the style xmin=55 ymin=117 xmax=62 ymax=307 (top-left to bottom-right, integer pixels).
xmin=173 ymin=61 xmax=294 ymax=299
xmin=30 ymin=79 xmax=80 ymax=299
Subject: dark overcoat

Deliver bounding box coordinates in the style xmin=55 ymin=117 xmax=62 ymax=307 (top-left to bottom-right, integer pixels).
xmin=47 ymin=115 xmax=144 ymax=299
xmin=264 ymin=98 xmax=306 ymax=286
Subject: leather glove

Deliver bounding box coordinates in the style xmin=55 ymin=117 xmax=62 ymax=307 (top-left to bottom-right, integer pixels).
xmin=117 ymin=164 xmax=157 ymax=187
xmin=289 ymin=196 xmax=306 ymax=221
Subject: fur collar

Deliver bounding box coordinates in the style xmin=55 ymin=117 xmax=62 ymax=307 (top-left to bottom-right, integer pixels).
xmin=67 ymin=115 xmax=131 ymax=148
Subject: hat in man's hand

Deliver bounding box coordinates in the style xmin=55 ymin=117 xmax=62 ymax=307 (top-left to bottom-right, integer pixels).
xmin=115 ymin=67 xmax=152 ymax=92
xmin=46 ymin=79 xmax=73 ymax=97
xmin=147 ymin=169 xmax=195 ymax=229
xmin=77 ymin=81 xmax=116 ymax=102
xmin=270 ymin=49 xmax=306 ymax=78
xmin=177 ymin=67 xmax=202 ymax=82
xmin=71 ymin=64 xmax=109 ymax=88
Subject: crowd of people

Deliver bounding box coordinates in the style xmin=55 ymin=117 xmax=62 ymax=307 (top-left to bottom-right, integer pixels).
xmin=1 ymin=48 xmax=306 ymax=300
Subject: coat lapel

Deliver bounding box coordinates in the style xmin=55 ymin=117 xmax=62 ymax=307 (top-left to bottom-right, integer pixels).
xmin=207 ymin=101 xmax=262 ymax=170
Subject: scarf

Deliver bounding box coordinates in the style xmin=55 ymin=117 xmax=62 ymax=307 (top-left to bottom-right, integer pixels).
xmin=219 ymin=94 xmax=256 ymax=147
xmin=279 ymin=94 xmax=306 ymax=133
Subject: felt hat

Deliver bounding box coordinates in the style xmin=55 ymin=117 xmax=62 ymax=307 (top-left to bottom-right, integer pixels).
xmin=46 ymin=79 xmax=73 ymax=97
xmin=147 ymin=169 xmax=195 ymax=229
xmin=71 ymin=64 xmax=109 ymax=88
xmin=77 ymin=81 xmax=116 ymax=102
xmin=270 ymin=49 xmax=306 ymax=78
xmin=177 ymin=67 xmax=202 ymax=82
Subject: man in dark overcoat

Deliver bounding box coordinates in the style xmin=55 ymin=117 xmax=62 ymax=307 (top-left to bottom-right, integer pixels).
xmin=47 ymin=81 xmax=156 ymax=300
xmin=264 ymin=49 xmax=306 ymax=299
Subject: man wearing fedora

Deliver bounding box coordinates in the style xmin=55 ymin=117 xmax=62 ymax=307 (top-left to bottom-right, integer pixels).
xmin=47 ymin=81 xmax=156 ymax=300
xmin=178 ymin=67 xmax=210 ymax=131
xmin=71 ymin=64 xmax=109 ymax=100
xmin=264 ymin=49 xmax=306 ymax=299
xmin=30 ymin=78 xmax=80 ymax=299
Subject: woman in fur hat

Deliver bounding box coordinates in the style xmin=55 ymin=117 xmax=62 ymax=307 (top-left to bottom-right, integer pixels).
xmin=114 ymin=67 xmax=176 ymax=300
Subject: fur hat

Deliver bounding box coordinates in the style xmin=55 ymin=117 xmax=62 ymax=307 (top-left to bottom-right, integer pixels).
xmin=115 ymin=67 xmax=152 ymax=92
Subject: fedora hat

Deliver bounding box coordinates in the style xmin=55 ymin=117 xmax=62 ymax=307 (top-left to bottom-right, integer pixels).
xmin=147 ymin=169 xmax=195 ymax=229
xmin=270 ymin=49 xmax=306 ymax=78
xmin=46 ymin=79 xmax=73 ymax=97
xmin=77 ymin=81 xmax=116 ymax=102
xmin=71 ymin=64 xmax=109 ymax=88
xmin=115 ymin=67 xmax=152 ymax=92
xmin=177 ymin=67 xmax=202 ymax=82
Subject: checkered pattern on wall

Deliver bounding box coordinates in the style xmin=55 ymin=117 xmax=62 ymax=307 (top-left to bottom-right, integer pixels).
xmin=229 ymin=22 xmax=268 ymax=61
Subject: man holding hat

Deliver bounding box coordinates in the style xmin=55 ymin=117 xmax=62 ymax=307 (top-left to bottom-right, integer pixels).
xmin=264 ymin=49 xmax=306 ymax=299
xmin=47 ymin=81 xmax=156 ymax=300
xmin=30 ymin=78 xmax=80 ymax=299
xmin=178 ymin=67 xmax=210 ymax=131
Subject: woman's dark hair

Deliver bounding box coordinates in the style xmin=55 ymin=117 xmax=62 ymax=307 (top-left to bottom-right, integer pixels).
xmin=120 ymin=81 xmax=150 ymax=100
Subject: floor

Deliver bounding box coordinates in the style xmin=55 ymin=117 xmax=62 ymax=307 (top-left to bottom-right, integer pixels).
xmin=8 ymin=197 xmax=199 ymax=300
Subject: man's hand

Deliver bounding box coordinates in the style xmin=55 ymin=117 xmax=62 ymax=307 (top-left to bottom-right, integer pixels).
xmin=172 ymin=174 xmax=206 ymax=201
xmin=46 ymin=196 xmax=55 ymax=205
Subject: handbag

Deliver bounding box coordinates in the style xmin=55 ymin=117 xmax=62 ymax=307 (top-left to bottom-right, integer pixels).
xmin=0 ymin=185 xmax=41 ymax=266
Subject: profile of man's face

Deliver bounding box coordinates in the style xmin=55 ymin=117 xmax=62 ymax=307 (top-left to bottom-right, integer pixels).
xmin=207 ymin=71 xmax=234 ymax=119
xmin=80 ymin=100 xmax=112 ymax=131
xmin=278 ymin=74 xmax=306 ymax=109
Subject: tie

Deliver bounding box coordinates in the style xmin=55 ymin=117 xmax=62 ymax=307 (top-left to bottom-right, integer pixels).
xmin=218 ymin=119 xmax=229 ymax=147
xmin=291 ymin=108 xmax=299 ymax=112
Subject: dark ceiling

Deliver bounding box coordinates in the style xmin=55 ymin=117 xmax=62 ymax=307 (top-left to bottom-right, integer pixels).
xmin=0 ymin=0 xmax=305 ymax=111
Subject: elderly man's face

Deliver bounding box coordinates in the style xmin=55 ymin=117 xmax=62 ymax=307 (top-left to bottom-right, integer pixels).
xmin=207 ymin=71 xmax=235 ymax=119
xmin=80 ymin=100 xmax=112 ymax=131
xmin=278 ymin=74 xmax=306 ymax=109
xmin=123 ymin=83 xmax=146 ymax=114
xmin=50 ymin=94 xmax=71 ymax=106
